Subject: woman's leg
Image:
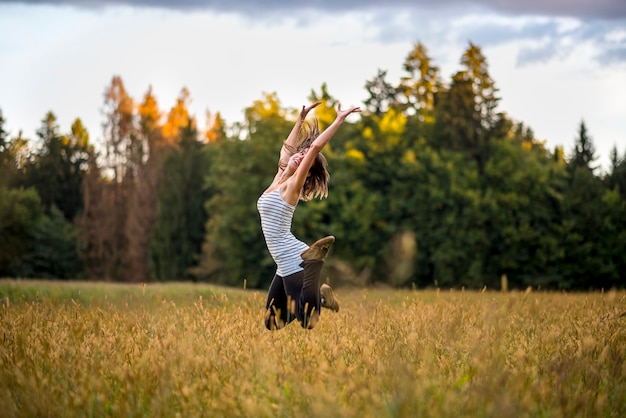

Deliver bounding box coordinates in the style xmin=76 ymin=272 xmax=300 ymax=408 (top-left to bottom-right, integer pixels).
xmin=264 ymin=274 xmax=295 ymax=330
xmin=283 ymin=259 xmax=324 ymax=329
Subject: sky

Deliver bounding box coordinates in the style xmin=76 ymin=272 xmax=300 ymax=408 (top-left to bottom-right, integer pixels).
xmin=1 ymin=0 xmax=625 ymax=172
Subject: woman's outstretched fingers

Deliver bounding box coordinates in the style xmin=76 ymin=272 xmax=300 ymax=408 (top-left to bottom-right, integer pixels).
xmin=301 ymin=101 xmax=321 ymax=119
xmin=337 ymin=104 xmax=361 ymax=120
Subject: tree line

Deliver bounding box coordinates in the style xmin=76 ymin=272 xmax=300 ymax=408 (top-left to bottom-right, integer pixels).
xmin=1 ymin=42 xmax=625 ymax=290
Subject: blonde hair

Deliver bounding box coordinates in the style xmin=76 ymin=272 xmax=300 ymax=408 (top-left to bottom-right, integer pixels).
xmin=298 ymin=118 xmax=330 ymax=201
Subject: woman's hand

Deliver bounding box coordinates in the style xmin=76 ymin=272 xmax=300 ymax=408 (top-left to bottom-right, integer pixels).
xmin=336 ymin=103 xmax=361 ymax=122
xmin=299 ymin=101 xmax=321 ymax=122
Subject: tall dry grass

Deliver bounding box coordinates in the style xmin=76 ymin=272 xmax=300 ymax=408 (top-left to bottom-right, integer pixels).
xmin=0 ymin=280 xmax=624 ymax=417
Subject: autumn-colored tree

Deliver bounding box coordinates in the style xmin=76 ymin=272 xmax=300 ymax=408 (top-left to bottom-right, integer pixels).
xmin=399 ymin=42 xmax=440 ymax=119
xmin=205 ymin=110 xmax=225 ymax=143
xmin=461 ymin=42 xmax=500 ymax=131
xmin=77 ymin=151 xmax=111 ymax=279
xmin=308 ymin=83 xmax=339 ymax=130
xmin=162 ymin=87 xmax=192 ymax=142
xmin=125 ymin=87 xmax=170 ymax=282
xmin=2 ymin=41 xmax=625 ymax=289
xmin=78 ymin=76 xmax=136 ymax=280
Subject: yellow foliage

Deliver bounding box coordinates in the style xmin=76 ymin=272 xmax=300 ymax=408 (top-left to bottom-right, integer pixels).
xmin=245 ymin=92 xmax=284 ymax=122
xmin=137 ymin=86 xmax=161 ymax=133
xmin=205 ymin=110 xmax=224 ymax=143
xmin=402 ymin=149 xmax=416 ymax=163
xmin=346 ymin=149 xmax=365 ymax=162
xmin=362 ymin=126 xmax=374 ymax=140
xmin=163 ymin=87 xmax=193 ymax=141
xmin=378 ymin=107 xmax=407 ymax=139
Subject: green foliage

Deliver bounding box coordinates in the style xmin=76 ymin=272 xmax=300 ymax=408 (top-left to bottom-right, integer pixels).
xmin=606 ymin=145 xmax=626 ymax=198
xmin=150 ymin=123 xmax=210 ymax=281
xmin=20 ymin=113 xmax=90 ymax=221
xmin=482 ymin=138 xmax=567 ymax=288
xmin=560 ymin=166 xmax=615 ymax=288
xmin=0 ymin=188 xmax=81 ymax=278
xmin=363 ymin=69 xmax=399 ymax=116
xmin=1 ymin=43 xmax=624 ymax=290
xmin=399 ymin=41 xmax=440 ymax=117
xmin=569 ymin=119 xmax=598 ymax=172
xmin=195 ymin=95 xmax=293 ymax=288
xmin=19 ymin=205 xmax=84 ymax=279
xmin=0 ymin=187 xmax=44 ymax=276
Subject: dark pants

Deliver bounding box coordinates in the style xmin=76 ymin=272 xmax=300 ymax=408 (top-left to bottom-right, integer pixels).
xmin=264 ymin=259 xmax=324 ymax=330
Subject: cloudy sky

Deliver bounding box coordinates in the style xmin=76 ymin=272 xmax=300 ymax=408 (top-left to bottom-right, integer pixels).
xmin=1 ymin=0 xmax=625 ymax=171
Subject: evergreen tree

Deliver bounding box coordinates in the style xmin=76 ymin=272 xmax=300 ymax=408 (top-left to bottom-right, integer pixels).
xmin=461 ymin=42 xmax=499 ymax=130
xmin=434 ymin=72 xmax=476 ymax=152
xmin=435 ymin=43 xmax=501 ymax=173
xmin=0 ymin=109 xmax=13 ymax=187
xmin=561 ymin=165 xmax=611 ymax=288
xmin=363 ymin=69 xmax=399 ymax=117
xmin=568 ymin=120 xmax=597 ymax=173
xmin=0 ymin=187 xmax=44 ymax=276
xmin=599 ymin=187 xmax=626 ymax=289
xmin=151 ymin=120 xmax=209 ymax=281
xmin=399 ymin=42 xmax=440 ymax=119
xmin=561 ymin=122 xmax=613 ymax=288
xmin=482 ymin=137 xmax=567 ymax=288
xmin=19 ymin=205 xmax=84 ymax=279
xmin=21 ymin=113 xmax=90 ymax=221
xmin=0 ymin=109 xmax=8 ymax=151
xmin=606 ymin=146 xmax=626 ymax=198
xmin=195 ymin=93 xmax=293 ymax=287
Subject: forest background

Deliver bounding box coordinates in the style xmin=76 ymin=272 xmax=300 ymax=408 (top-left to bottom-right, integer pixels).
xmin=1 ymin=42 xmax=625 ymax=291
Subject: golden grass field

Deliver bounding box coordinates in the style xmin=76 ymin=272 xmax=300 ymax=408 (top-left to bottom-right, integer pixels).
xmin=0 ymin=279 xmax=624 ymax=417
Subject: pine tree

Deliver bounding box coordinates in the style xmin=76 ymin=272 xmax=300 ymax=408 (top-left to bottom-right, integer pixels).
xmin=363 ymin=69 xmax=399 ymax=117
xmin=606 ymin=146 xmax=626 ymax=198
xmin=399 ymin=42 xmax=440 ymax=118
xmin=569 ymin=120 xmax=597 ymax=173
xmin=150 ymin=120 xmax=209 ymax=281
xmin=22 ymin=112 xmax=90 ymax=221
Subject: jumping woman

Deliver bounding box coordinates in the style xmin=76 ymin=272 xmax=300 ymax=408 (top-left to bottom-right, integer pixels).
xmin=257 ymin=101 xmax=361 ymax=330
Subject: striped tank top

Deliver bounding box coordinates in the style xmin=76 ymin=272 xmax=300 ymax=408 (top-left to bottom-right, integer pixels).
xmin=257 ymin=189 xmax=309 ymax=277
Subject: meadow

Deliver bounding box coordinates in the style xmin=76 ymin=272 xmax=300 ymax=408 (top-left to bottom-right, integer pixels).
xmin=0 ymin=279 xmax=624 ymax=418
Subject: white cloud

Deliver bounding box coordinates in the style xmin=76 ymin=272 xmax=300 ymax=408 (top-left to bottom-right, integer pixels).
xmin=1 ymin=3 xmax=624 ymax=172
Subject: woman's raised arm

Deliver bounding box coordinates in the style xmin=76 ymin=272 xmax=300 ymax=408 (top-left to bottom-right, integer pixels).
xmin=283 ymin=103 xmax=360 ymax=202
xmin=277 ymin=102 xmax=321 ymax=171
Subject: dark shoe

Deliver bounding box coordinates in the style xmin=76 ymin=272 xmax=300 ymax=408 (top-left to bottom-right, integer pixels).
xmin=301 ymin=235 xmax=335 ymax=261
xmin=320 ymin=283 xmax=339 ymax=312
